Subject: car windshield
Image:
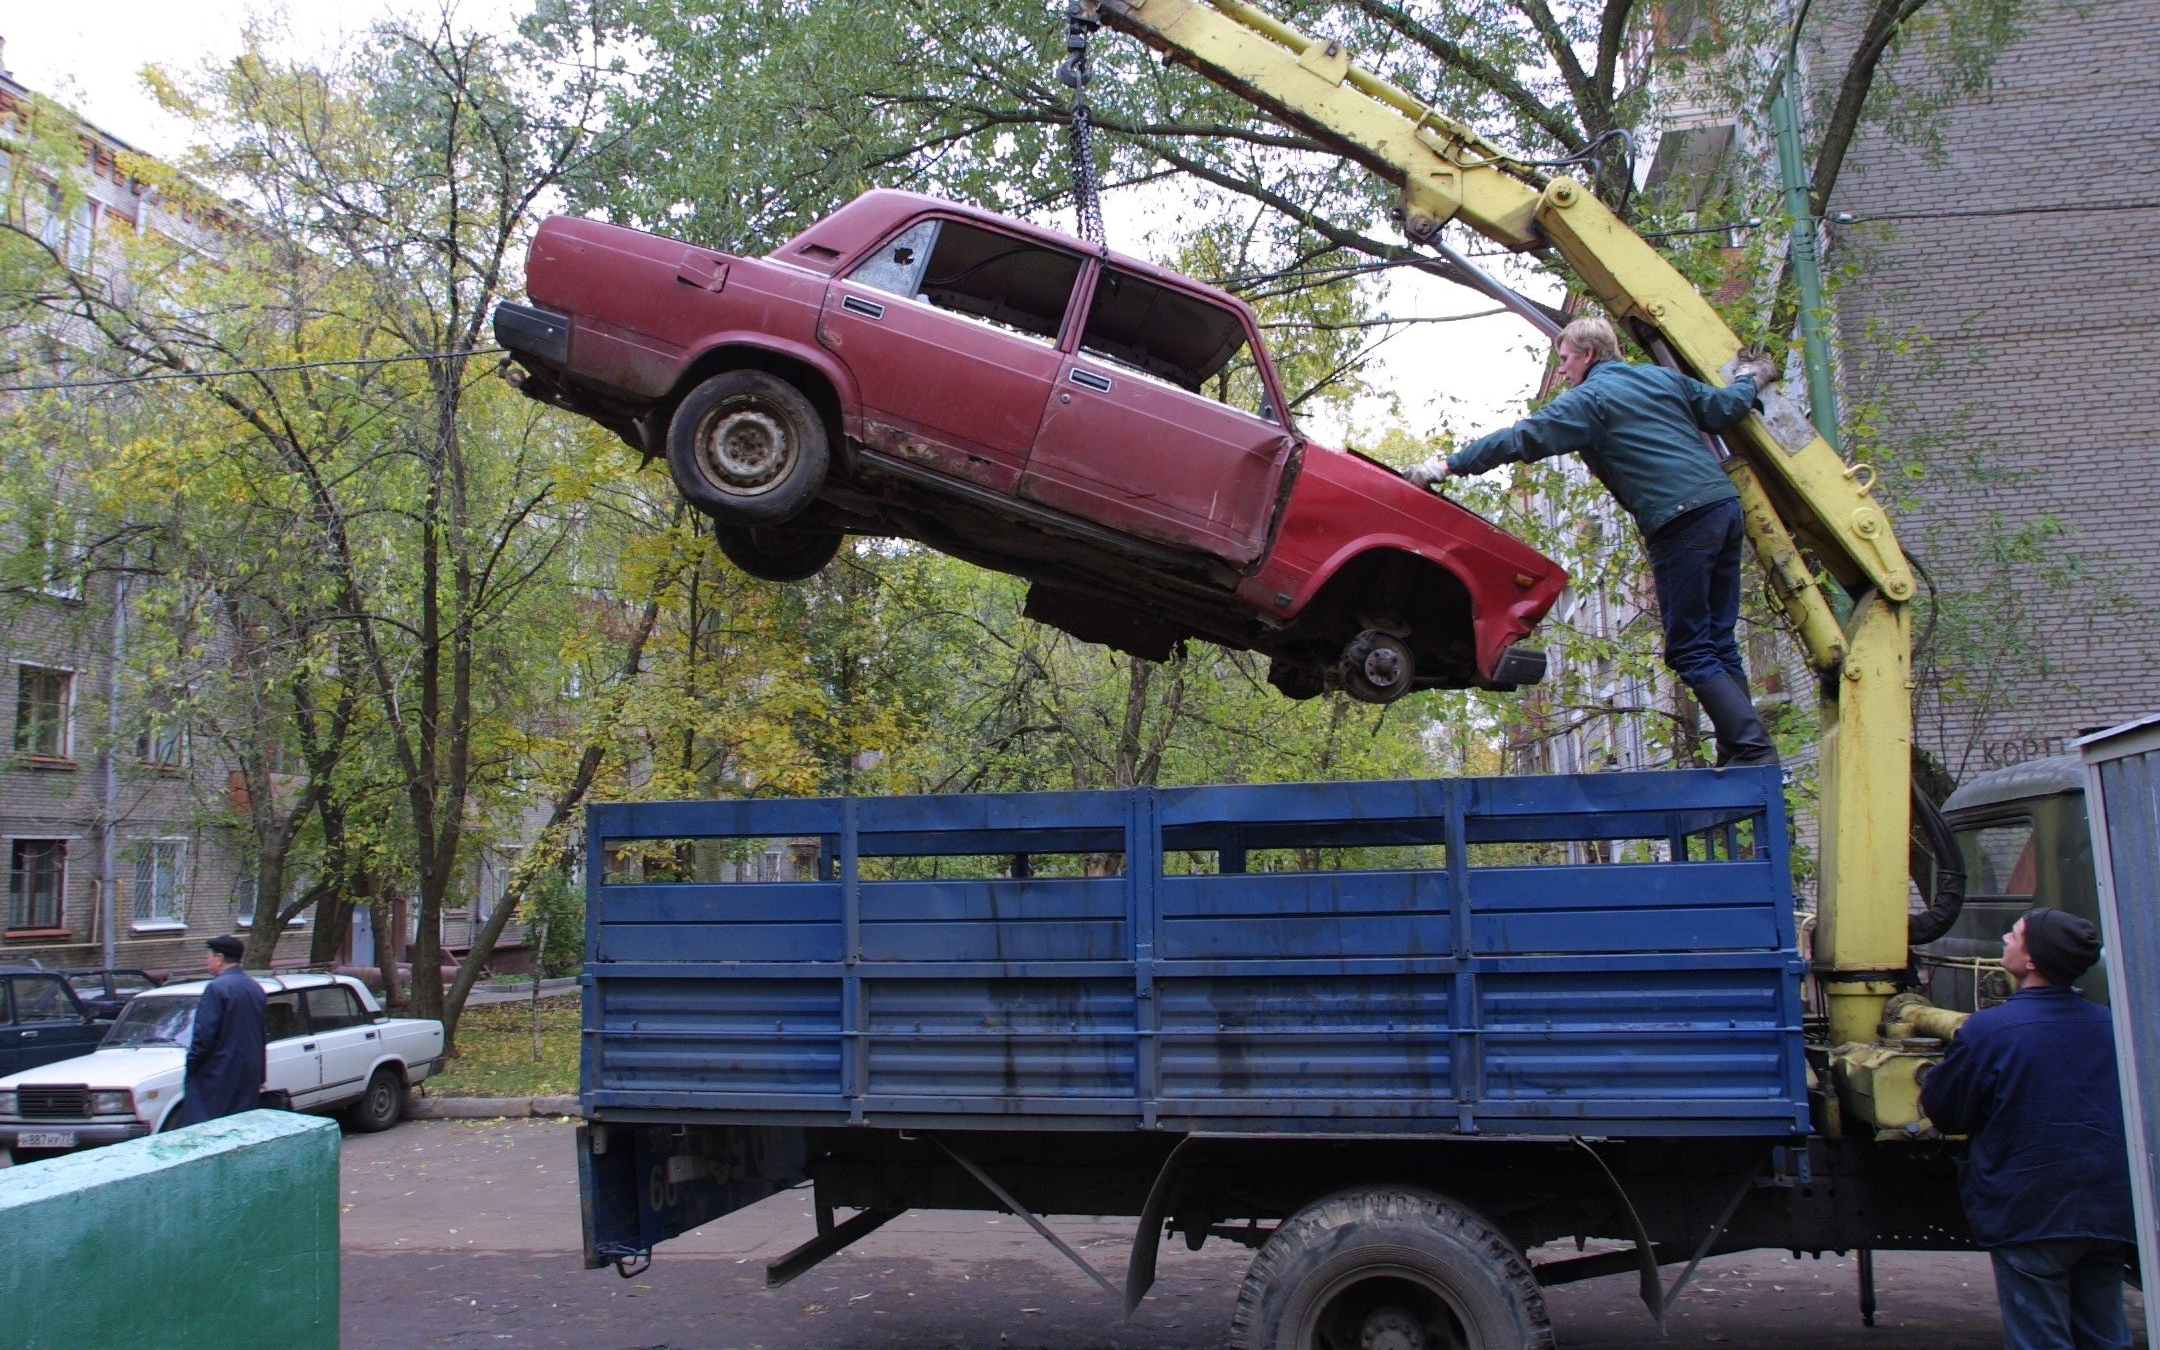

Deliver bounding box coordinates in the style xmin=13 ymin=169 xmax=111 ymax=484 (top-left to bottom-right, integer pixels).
xmin=101 ymin=995 xmax=198 ymax=1048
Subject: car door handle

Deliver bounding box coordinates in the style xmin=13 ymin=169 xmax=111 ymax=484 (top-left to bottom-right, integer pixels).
xmin=1068 ymin=367 xmax=1112 ymax=392
xmin=365 ymin=1030 xmax=378 ymax=1040
xmin=303 ymin=1042 xmax=317 ymax=1052
xmin=841 ymin=294 xmax=885 ymax=320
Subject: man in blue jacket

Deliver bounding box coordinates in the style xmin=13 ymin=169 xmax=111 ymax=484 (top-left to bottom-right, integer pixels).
xmin=1407 ymin=316 xmax=1778 ymax=766
xmin=176 ymin=935 xmax=269 ymax=1126
xmin=1919 ymin=909 xmax=2135 ymax=1350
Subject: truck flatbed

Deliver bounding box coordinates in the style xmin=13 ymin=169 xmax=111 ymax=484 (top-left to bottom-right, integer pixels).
xmin=582 ymin=768 xmax=1803 ymax=1140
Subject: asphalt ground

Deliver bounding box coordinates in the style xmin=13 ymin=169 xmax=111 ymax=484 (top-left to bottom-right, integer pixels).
xmin=343 ymin=1119 xmax=2149 ymax=1350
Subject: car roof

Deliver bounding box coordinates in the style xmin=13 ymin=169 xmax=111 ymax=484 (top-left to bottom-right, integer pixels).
xmin=0 ymin=966 xmax=63 ymax=977
xmin=142 ymin=971 xmax=352 ymax=996
xmin=776 ymin=189 xmax=1263 ymax=320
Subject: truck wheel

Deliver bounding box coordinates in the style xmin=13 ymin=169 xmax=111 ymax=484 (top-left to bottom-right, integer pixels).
xmin=665 ymin=370 xmax=830 ymax=524
xmin=345 ymin=1068 xmax=405 ymax=1134
xmin=1230 ymin=1187 xmax=1551 ymax=1350
xmin=714 ymin=522 xmax=845 ymax=582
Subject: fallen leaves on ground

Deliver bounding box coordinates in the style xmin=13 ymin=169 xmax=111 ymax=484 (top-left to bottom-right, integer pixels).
xmin=427 ymin=998 xmax=579 ymax=1098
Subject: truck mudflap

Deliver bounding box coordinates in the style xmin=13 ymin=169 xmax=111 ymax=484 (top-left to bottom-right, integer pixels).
xmin=578 ymin=1122 xmax=808 ymax=1272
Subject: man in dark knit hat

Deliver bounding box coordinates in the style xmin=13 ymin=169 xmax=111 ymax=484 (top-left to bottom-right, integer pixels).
xmin=175 ymin=935 xmax=269 ymax=1127
xmin=1920 ymin=909 xmax=2134 ymax=1350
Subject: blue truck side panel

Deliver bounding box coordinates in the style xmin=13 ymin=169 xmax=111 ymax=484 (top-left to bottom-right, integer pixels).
xmin=582 ymin=768 xmax=1808 ymax=1137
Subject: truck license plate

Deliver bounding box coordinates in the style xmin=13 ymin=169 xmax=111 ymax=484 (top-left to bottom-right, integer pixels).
xmin=18 ymin=1131 xmax=77 ymax=1149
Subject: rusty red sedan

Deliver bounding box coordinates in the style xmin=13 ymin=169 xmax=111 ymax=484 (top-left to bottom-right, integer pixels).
xmin=495 ymin=190 xmax=1564 ymax=701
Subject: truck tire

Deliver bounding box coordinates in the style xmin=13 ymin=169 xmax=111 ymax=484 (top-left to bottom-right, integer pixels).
xmin=714 ymin=522 xmax=845 ymax=582
xmin=1230 ymin=1187 xmax=1551 ymax=1350
xmin=666 ymin=370 xmax=830 ymax=525
xmin=345 ymin=1067 xmax=405 ymax=1134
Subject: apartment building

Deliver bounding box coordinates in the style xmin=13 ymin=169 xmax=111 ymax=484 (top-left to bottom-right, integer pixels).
xmin=2 ymin=51 xmax=267 ymax=975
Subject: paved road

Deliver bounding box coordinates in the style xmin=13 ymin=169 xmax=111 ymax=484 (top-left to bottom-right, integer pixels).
xmin=343 ymin=1120 xmax=2147 ymax=1350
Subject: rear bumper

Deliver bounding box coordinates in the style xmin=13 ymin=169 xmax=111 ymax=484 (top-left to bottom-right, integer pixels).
xmin=492 ymin=301 xmax=572 ymax=367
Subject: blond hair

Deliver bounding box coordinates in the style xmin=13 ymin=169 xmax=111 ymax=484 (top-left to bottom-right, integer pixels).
xmin=1559 ymin=316 xmax=1620 ymax=364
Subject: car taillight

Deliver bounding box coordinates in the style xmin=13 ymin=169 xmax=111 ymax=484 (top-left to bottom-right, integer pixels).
xmin=87 ymin=1090 xmax=133 ymax=1115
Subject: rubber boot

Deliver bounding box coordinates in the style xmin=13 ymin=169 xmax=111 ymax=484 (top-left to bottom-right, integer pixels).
xmin=1694 ymin=673 xmax=1779 ymax=768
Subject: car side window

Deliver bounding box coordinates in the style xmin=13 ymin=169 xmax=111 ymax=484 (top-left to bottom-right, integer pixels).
xmin=850 ymin=218 xmax=1082 ymax=346
xmin=15 ymin=975 xmax=78 ymax=1022
xmin=302 ymin=985 xmax=366 ymax=1032
xmin=0 ymin=981 xmax=12 ymax=1024
xmin=264 ymin=993 xmax=305 ymax=1042
xmin=849 ymin=220 xmax=938 ymax=298
xmin=1078 ymin=268 xmax=1277 ymax=422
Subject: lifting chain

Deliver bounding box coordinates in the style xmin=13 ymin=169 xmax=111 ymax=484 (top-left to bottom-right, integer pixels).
xmin=1057 ymin=1 xmax=1107 ymax=245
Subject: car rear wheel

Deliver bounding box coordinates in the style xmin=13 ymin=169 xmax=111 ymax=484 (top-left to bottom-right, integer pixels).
xmin=345 ymin=1068 xmax=405 ymax=1134
xmin=714 ymin=522 xmax=846 ymax=582
xmin=665 ymin=370 xmax=830 ymax=524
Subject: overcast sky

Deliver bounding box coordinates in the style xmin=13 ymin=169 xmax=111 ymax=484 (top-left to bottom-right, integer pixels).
xmin=0 ymin=1 xmax=1554 ymax=441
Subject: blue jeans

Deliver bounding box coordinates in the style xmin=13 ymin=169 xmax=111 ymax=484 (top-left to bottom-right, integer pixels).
xmin=1990 ymin=1239 xmax=2134 ymax=1350
xmin=1645 ymin=497 xmax=1747 ymax=690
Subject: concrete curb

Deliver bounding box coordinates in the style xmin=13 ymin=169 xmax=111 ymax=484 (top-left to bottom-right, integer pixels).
xmin=405 ymin=1094 xmax=581 ymax=1120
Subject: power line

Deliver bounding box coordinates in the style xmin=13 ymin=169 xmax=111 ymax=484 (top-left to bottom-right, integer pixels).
xmin=0 ymin=348 xmax=506 ymax=395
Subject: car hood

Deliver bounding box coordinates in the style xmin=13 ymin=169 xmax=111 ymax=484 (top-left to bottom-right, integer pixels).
xmin=0 ymin=1046 xmax=184 ymax=1090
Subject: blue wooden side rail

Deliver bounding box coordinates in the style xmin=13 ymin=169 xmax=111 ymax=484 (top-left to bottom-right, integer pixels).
xmin=582 ymin=768 xmax=1808 ymax=1138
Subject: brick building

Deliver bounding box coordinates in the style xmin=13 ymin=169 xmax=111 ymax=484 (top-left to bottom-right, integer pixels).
xmin=2 ymin=52 xmax=266 ymax=975
xmin=1822 ymin=0 xmax=2160 ymax=780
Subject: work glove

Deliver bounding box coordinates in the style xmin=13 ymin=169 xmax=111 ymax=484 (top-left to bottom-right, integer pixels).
xmin=1403 ymin=456 xmax=1450 ymax=488
xmin=1732 ymin=353 xmax=1779 ymax=387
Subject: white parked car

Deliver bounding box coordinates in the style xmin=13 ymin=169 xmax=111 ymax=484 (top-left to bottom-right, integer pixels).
xmin=0 ymin=972 xmax=443 ymax=1156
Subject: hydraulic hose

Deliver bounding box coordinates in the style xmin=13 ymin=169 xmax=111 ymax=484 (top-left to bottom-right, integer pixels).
xmin=1906 ymin=785 xmax=1967 ymax=947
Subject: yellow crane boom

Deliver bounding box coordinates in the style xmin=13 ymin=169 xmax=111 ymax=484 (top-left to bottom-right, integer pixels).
xmin=1089 ymin=0 xmax=1921 ymax=1075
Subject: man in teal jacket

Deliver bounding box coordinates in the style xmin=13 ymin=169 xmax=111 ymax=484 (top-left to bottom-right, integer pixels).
xmin=1407 ymin=316 xmax=1778 ymax=767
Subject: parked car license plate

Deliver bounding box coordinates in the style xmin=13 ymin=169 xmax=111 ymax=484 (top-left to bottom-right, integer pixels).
xmin=18 ymin=1131 xmax=77 ymax=1149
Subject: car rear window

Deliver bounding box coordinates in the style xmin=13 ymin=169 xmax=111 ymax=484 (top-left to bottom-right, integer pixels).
xmin=850 ymin=218 xmax=1081 ymax=345
xmin=1079 ymin=268 xmax=1274 ymax=420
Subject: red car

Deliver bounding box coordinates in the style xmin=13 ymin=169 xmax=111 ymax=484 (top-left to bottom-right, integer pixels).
xmin=495 ymin=190 xmax=1565 ymax=701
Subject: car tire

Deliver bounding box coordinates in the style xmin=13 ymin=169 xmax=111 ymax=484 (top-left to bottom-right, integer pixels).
xmin=1230 ymin=1187 xmax=1551 ymax=1350
xmin=665 ymin=370 xmax=830 ymax=525
xmin=714 ymin=522 xmax=846 ymax=582
xmin=345 ymin=1067 xmax=405 ymax=1134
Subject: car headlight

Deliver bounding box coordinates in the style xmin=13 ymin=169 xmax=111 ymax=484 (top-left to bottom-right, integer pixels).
xmin=0 ymin=1089 xmax=15 ymax=1117
xmin=88 ymin=1090 xmax=134 ymax=1115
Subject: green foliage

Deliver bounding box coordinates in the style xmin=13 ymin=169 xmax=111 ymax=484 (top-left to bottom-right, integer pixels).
xmin=525 ymin=866 xmax=585 ymax=979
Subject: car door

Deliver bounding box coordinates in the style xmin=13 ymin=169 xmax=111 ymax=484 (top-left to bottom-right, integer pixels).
xmin=3 ymin=974 xmax=107 ymax=1073
xmin=262 ymin=991 xmax=324 ymax=1106
xmin=820 ymin=215 xmax=1081 ymax=492
xmin=302 ymin=984 xmax=377 ymax=1104
xmin=1024 ymin=265 xmax=1297 ymax=566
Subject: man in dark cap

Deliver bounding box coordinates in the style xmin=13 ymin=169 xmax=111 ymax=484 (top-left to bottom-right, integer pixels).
xmin=1920 ymin=909 xmax=2134 ymax=1350
xmin=175 ymin=935 xmax=269 ymax=1127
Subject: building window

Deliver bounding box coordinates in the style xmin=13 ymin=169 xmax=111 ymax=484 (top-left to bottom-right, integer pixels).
xmin=138 ymin=721 xmax=186 ymax=768
xmin=24 ymin=504 xmax=83 ymax=600
xmin=132 ymin=839 xmax=187 ymax=927
xmin=8 ymin=840 xmax=68 ymax=931
xmin=235 ymin=866 xmax=309 ymax=929
xmin=13 ymin=666 xmax=74 ymax=760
